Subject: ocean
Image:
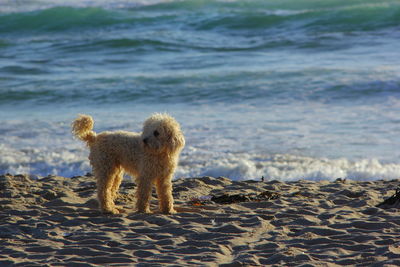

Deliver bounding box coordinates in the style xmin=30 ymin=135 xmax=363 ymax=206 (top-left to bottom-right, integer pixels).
xmin=1 ymin=0 xmax=400 ymax=181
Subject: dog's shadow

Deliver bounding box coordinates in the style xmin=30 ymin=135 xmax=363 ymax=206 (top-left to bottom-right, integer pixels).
xmin=42 ymin=179 xmax=219 ymax=219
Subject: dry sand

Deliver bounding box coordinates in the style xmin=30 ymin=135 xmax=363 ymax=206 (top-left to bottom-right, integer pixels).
xmin=1 ymin=174 xmax=400 ymax=266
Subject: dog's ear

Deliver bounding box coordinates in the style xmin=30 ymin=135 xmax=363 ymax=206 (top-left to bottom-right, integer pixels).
xmin=171 ymin=132 xmax=185 ymax=151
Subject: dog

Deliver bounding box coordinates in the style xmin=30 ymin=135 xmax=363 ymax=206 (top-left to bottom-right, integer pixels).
xmin=72 ymin=113 xmax=185 ymax=214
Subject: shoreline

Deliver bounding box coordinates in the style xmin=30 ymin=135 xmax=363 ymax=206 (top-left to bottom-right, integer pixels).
xmin=1 ymin=174 xmax=400 ymax=266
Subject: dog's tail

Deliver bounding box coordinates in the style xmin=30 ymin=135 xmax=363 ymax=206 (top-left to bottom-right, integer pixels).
xmin=72 ymin=114 xmax=96 ymax=146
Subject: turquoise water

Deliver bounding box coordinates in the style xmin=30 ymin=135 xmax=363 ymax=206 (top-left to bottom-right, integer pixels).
xmin=1 ymin=0 xmax=400 ymax=180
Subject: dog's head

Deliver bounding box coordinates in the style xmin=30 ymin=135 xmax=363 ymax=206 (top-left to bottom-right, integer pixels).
xmin=142 ymin=113 xmax=185 ymax=154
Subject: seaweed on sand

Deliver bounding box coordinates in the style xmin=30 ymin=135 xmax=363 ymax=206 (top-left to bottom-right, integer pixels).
xmin=376 ymin=187 xmax=400 ymax=209
xmin=189 ymin=191 xmax=280 ymax=206
xmin=211 ymin=191 xmax=280 ymax=204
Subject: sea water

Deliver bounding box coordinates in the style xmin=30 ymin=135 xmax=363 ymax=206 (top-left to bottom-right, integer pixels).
xmin=1 ymin=0 xmax=400 ymax=181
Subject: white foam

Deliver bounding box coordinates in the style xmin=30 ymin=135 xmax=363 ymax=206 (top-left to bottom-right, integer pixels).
xmin=2 ymin=133 xmax=399 ymax=181
xmin=176 ymin=149 xmax=400 ymax=181
xmin=0 ymin=143 xmax=91 ymax=177
xmin=0 ymin=119 xmax=91 ymax=177
xmin=1 ymin=109 xmax=399 ymax=181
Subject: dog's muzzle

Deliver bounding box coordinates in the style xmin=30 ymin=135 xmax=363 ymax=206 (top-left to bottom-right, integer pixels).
xmin=143 ymin=137 xmax=149 ymax=145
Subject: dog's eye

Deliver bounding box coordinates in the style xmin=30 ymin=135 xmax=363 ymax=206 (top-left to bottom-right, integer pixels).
xmin=153 ymin=130 xmax=159 ymax=137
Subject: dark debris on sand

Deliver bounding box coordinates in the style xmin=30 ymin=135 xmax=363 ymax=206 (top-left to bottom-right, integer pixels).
xmin=189 ymin=190 xmax=280 ymax=206
xmin=376 ymin=187 xmax=400 ymax=209
xmin=211 ymin=191 xmax=280 ymax=204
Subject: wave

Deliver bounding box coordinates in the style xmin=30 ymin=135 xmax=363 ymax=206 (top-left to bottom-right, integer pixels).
xmin=2 ymin=141 xmax=399 ymax=181
xmin=0 ymin=7 xmax=125 ymax=33
xmin=1 ymin=71 xmax=399 ymax=107
xmin=188 ymin=154 xmax=400 ymax=181
xmin=1 ymin=1 xmax=399 ymax=34
xmin=57 ymin=38 xmax=184 ymax=54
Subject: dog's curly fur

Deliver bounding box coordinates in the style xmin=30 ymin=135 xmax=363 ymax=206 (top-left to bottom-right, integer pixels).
xmin=72 ymin=113 xmax=185 ymax=214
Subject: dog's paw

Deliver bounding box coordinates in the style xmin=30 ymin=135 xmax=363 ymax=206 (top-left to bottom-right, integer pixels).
xmin=115 ymin=206 xmax=125 ymax=213
xmin=162 ymin=209 xmax=177 ymax=215
xmin=136 ymin=208 xmax=152 ymax=214
xmin=102 ymin=208 xmax=120 ymax=215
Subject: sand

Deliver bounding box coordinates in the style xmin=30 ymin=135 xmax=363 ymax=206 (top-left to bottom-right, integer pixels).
xmin=1 ymin=174 xmax=400 ymax=266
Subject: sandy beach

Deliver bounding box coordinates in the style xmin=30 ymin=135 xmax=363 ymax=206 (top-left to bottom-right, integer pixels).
xmin=1 ymin=174 xmax=400 ymax=266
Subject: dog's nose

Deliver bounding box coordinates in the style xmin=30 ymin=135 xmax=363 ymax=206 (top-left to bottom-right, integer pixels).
xmin=143 ymin=138 xmax=148 ymax=144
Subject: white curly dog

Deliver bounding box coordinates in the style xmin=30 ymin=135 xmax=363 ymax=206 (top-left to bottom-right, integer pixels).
xmin=72 ymin=113 xmax=185 ymax=214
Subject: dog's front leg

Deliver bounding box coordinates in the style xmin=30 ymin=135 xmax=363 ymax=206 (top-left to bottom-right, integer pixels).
xmin=135 ymin=177 xmax=153 ymax=213
xmin=156 ymin=177 xmax=176 ymax=214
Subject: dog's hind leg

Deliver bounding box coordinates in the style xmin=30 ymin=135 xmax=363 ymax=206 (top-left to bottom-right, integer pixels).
xmin=93 ymin=163 xmax=120 ymax=215
xmin=111 ymin=167 xmax=123 ymax=201
xmin=156 ymin=176 xmax=176 ymax=214
xmin=110 ymin=168 xmax=125 ymax=213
